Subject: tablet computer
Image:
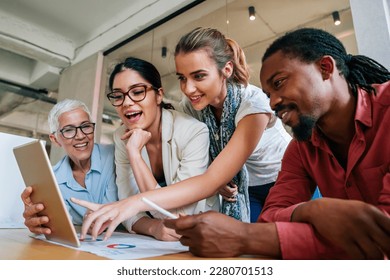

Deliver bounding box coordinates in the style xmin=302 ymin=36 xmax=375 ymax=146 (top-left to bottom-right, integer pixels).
xmin=13 ymin=140 xmax=80 ymax=247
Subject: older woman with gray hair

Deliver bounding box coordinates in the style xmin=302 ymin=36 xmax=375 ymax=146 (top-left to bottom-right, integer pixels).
xmin=21 ymin=99 xmax=118 ymax=234
xmin=22 ymin=98 xmax=180 ymax=241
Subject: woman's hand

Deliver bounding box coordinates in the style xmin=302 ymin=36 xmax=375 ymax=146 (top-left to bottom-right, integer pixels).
xmin=71 ymin=196 xmax=140 ymax=240
xmin=219 ymin=182 xmax=238 ymax=202
xmin=82 ymin=209 xmax=110 ymax=237
xmin=21 ymin=186 xmax=52 ymax=235
xmin=150 ymin=220 xmax=181 ymax=241
xmin=292 ymin=198 xmax=390 ymax=259
xmin=133 ymin=217 xmax=181 ymax=241
xmin=121 ymin=128 xmax=151 ymax=155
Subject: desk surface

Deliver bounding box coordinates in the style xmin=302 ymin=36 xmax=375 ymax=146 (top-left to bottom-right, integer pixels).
xmin=0 ymin=228 xmax=265 ymax=260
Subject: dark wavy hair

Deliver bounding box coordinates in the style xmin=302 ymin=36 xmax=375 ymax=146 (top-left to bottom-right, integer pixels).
xmin=262 ymin=28 xmax=390 ymax=96
xmin=108 ymin=57 xmax=174 ymax=109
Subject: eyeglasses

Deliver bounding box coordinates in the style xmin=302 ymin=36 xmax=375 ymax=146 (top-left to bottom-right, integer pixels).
xmin=107 ymin=83 xmax=158 ymax=107
xmin=58 ymin=122 xmax=96 ymax=139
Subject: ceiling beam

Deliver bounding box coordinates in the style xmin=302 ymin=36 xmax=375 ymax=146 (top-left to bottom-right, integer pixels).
xmin=0 ymin=10 xmax=73 ymax=68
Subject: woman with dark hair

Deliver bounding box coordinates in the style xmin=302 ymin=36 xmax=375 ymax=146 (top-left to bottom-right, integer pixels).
xmin=103 ymin=28 xmax=292 ymax=225
xmin=106 ymin=57 xmax=219 ymax=241
xmin=73 ymin=27 xmax=290 ymax=234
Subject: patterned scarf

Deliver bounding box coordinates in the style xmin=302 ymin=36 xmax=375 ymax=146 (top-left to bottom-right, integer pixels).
xmin=202 ymin=83 xmax=250 ymax=222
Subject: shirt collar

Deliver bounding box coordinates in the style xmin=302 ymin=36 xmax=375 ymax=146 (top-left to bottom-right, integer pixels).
xmin=310 ymin=87 xmax=373 ymax=148
xmin=310 ymin=127 xmax=328 ymax=151
xmin=53 ymin=143 xmax=101 ymax=185
xmin=89 ymin=143 xmax=102 ymax=173
xmin=354 ymin=87 xmax=373 ymax=128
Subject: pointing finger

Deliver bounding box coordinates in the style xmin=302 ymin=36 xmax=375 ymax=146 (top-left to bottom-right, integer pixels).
xmin=71 ymin=197 xmax=100 ymax=211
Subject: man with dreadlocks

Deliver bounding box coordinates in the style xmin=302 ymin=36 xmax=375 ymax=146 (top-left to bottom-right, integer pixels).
xmin=165 ymin=28 xmax=390 ymax=260
xmin=258 ymin=27 xmax=390 ymax=259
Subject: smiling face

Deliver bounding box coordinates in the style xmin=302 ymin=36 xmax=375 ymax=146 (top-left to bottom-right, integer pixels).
xmin=112 ymin=69 xmax=162 ymax=131
xmin=50 ymin=108 xmax=94 ymax=163
xmin=175 ymin=50 xmax=232 ymax=110
xmin=260 ymin=50 xmax=329 ymax=141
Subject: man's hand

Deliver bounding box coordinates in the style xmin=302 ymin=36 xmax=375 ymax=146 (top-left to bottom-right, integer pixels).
xmin=164 ymin=211 xmax=248 ymax=257
xmin=292 ymin=198 xmax=390 ymax=259
xmin=21 ymin=186 xmax=51 ymax=235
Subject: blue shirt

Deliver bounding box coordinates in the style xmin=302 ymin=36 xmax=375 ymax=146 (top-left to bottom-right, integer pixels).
xmin=53 ymin=143 xmax=118 ymax=225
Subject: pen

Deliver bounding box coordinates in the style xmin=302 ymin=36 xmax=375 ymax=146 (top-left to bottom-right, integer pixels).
xmin=141 ymin=197 xmax=178 ymax=219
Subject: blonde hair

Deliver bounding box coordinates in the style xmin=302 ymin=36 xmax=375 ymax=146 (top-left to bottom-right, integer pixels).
xmin=175 ymin=27 xmax=250 ymax=86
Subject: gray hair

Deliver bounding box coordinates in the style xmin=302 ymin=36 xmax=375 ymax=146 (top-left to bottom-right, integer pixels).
xmin=48 ymin=99 xmax=92 ymax=133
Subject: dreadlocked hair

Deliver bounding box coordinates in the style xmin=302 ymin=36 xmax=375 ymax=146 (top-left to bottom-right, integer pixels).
xmin=262 ymin=28 xmax=390 ymax=96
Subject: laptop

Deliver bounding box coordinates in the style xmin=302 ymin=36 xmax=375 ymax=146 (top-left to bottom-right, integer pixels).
xmin=13 ymin=140 xmax=80 ymax=247
xmin=0 ymin=132 xmax=38 ymax=228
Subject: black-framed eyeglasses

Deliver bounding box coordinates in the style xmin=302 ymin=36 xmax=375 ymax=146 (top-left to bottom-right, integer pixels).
xmin=58 ymin=122 xmax=96 ymax=139
xmin=106 ymin=83 xmax=158 ymax=107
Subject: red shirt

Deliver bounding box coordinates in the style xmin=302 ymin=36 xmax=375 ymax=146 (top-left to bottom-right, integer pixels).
xmin=259 ymin=81 xmax=390 ymax=259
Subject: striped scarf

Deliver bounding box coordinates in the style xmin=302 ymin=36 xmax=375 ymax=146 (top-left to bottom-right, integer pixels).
xmin=202 ymin=83 xmax=250 ymax=222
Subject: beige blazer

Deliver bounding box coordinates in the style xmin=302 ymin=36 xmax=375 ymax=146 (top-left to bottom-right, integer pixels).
xmin=114 ymin=108 xmax=219 ymax=232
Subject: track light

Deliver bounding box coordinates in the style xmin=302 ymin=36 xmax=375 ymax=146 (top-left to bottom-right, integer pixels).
xmin=161 ymin=46 xmax=167 ymax=58
xmin=248 ymin=6 xmax=255 ymax=21
xmin=332 ymin=11 xmax=341 ymax=26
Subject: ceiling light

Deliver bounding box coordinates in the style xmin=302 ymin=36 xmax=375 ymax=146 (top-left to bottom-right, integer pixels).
xmin=332 ymin=11 xmax=341 ymax=26
xmin=248 ymin=6 xmax=255 ymax=21
xmin=161 ymin=46 xmax=167 ymax=58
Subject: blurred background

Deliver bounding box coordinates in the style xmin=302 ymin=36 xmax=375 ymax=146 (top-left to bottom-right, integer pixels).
xmin=0 ymin=0 xmax=373 ymax=157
